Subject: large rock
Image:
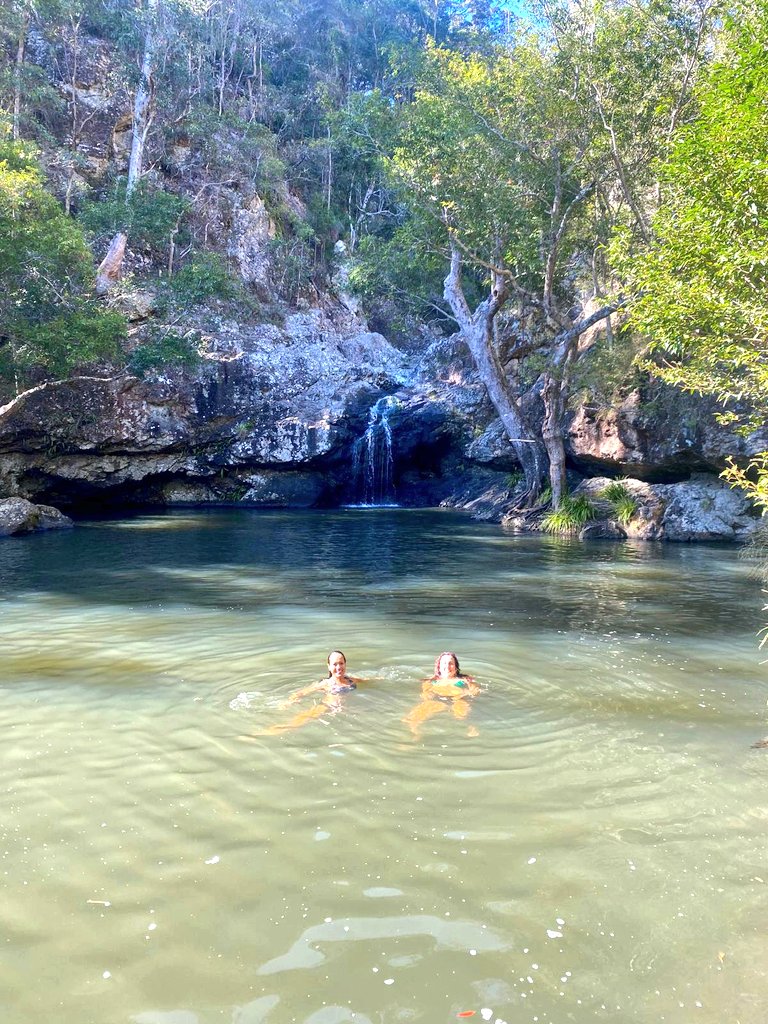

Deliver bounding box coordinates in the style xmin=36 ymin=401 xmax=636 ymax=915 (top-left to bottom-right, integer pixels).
xmin=464 ymin=419 xmax=521 ymax=472
xmin=0 ymin=497 xmax=73 ymax=537
xmin=579 ymin=520 xmax=627 ymax=541
xmin=0 ymin=308 xmax=410 ymax=508
xmin=567 ymin=387 xmax=768 ymax=480
xmin=657 ymin=474 xmax=758 ymax=542
xmin=574 ymin=474 xmax=758 ymax=542
xmin=227 ymin=194 xmax=276 ymax=295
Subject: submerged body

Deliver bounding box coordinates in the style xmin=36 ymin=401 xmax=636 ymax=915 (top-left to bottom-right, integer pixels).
xmin=404 ymin=652 xmax=481 ymax=738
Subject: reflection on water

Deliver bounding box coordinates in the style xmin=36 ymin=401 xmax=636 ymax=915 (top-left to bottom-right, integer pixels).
xmin=1 ymin=509 xmax=768 ymax=1024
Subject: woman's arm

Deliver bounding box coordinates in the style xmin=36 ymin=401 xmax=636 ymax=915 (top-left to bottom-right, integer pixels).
xmin=281 ymin=680 xmax=325 ymax=706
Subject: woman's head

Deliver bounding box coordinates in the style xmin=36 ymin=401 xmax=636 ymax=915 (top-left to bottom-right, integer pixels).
xmin=327 ymin=650 xmax=347 ymax=678
xmin=434 ymin=651 xmax=460 ymax=678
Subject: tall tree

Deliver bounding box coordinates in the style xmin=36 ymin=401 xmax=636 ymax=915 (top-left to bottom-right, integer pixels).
xmin=0 ymin=134 xmax=125 ymax=392
xmin=383 ymin=0 xmax=714 ymax=506
xmin=95 ymin=0 xmax=159 ymax=293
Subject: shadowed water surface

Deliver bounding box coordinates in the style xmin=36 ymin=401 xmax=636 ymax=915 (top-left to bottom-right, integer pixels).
xmin=1 ymin=508 xmax=767 ymax=1024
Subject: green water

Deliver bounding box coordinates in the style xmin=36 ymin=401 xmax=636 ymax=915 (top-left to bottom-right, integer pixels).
xmin=1 ymin=509 xmax=767 ymax=1024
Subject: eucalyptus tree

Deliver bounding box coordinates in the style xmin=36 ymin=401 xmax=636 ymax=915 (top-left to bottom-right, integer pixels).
xmin=386 ymin=0 xmax=716 ymax=506
xmin=95 ymin=0 xmax=161 ymax=292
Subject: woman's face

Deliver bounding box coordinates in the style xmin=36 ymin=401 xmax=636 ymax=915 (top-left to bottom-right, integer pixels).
xmin=328 ymin=652 xmax=347 ymax=678
xmin=437 ymin=654 xmax=458 ymax=678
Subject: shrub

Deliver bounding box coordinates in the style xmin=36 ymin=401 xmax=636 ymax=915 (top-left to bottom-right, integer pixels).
xmin=168 ymin=252 xmax=238 ymax=305
xmin=541 ymin=494 xmax=596 ymax=534
xmin=129 ymin=329 xmax=201 ymax=378
xmin=80 ymin=177 xmax=188 ymax=258
xmin=15 ymin=306 xmax=126 ymax=378
xmin=0 ymin=132 xmax=128 ymax=384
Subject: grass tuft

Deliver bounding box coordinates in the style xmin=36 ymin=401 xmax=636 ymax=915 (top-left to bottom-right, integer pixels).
xmin=599 ymin=480 xmax=638 ymax=524
xmin=541 ymin=494 xmax=596 ymax=534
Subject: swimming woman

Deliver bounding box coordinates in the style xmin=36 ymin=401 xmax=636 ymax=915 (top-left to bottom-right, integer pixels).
xmin=262 ymin=650 xmax=363 ymax=735
xmin=404 ymin=651 xmax=481 ymax=739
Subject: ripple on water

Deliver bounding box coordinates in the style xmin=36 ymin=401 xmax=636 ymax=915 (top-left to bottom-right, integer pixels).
xmin=0 ymin=511 xmax=766 ymax=1024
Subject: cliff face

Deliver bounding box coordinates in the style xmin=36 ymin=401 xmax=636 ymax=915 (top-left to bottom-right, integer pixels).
xmin=566 ymin=390 xmax=768 ymax=481
xmin=0 ymin=307 xmax=410 ymax=509
xmin=0 ymin=312 xmax=761 ymax=543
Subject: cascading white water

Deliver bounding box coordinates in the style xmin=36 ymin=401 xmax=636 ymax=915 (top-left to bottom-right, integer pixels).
xmin=351 ymin=395 xmax=399 ymax=506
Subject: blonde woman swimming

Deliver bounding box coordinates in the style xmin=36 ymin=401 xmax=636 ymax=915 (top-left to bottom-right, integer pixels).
xmin=404 ymin=651 xmax=481 ymax=739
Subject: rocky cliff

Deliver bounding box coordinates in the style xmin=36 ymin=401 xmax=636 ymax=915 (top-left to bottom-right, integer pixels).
xmin=0 ymin=304 xmax=761 ymax=542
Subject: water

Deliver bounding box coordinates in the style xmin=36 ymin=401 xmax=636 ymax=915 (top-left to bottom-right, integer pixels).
xmin=351 ymin=396 xmax=398 ymax=506
xmin=1 ymin=508 xmax=767 ymax=1024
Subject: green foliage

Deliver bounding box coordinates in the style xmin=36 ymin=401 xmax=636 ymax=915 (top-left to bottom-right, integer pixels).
xmin=181 ymin=109 xmax=286 ymax=200
xmin=541 ymin=493 xmax=596 ymax=534
xmin=722 ymin=456 xmax=768 ymax=512
xmin=390 ymin=38 xmax=568 ymax=296
xmin=349 ymin=219 xmax=459 ymax=327
xmin=619 ymin=6 xmax=768 ymax=502
xmin=506 ymin=470 xmax=523 ymax=489
xmin=14 ymin=306 xmax=125 ymax=377
xmin=79 ymin=178 xmax=188 ymax=256
xmin=0 ymin=131 xmax=127 ymax=383
xmin=129 ymin=329 xmax=201 ymax=378
xmin=568 ymin=326 xmax=646 ymax=406
xmin=599 ymin=481 xmax=638 ymax=524
xmin=168 ymin=252 xmax=239 ymax=306
xmin=620 ymin=9 xmax=768 ymax=406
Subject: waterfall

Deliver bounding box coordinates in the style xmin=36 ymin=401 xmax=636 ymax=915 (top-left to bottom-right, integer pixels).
xmin=350 ymin=396 xmax=399 ymax=506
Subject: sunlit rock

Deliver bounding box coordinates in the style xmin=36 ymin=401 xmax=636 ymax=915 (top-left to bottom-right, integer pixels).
xmin=658 ymin=474 xmax=759 ymax=542
xmin=566 ymin=387 xmax=768 ymax=479
xmin=0 ymin=497 xmax=72 ymax=537
xmin=0 ymin=308 xmax=409 ymax=509
xmin=574 ymin=474 xmax=758 ymax=542
xmin=227 ymin=194 xmax=276 ymax=294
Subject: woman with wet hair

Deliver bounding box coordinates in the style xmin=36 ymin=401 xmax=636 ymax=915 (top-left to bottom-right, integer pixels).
xmin=262 ymin=650 xmax=363 ymax=735
xmin=404 ymin=651 xmax=481 ymax=739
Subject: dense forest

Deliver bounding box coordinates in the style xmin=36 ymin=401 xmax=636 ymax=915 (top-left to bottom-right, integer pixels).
xmin=1 ymin=0 xmax=767 ymax=511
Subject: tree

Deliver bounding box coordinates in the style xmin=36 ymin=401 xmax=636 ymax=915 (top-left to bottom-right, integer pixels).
xmin=388 ymin=38 xmax=619 ymax=503
xmin=96 ymin=0 xmax=159 ymax=293
xmin=0 ymin=131 xmax=125 ymax=391
xmin=620 ymin=4 xmax=768 ymax=507
xmin=379 ymin=0 xmax=714 ymax=506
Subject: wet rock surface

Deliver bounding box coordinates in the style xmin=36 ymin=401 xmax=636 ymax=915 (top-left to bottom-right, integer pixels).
xmin=579 ymin=520 xmax=628 ymax=541
xmin=0 ymin=497 xmax=73 ymax=537
xmin=0 ymin=307 xmax=410 ymax=509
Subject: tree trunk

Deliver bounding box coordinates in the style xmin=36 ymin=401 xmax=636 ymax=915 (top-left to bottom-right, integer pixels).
xmin=126 ymin=10 xmax=157 ymax=196
xmin=97 ymin=1 xmax=157 ymax=293
xmin=95 ymin=232 xmax=127 ymax=295
xmin=541 ymin=372 xmax=568 ymax=507
xmin=444 ymin=247 xmax=546 ymax=501
xmin=540 ymin=304 xmax=621 ymax=506
xmin=12 ymin=13 xmax=29 ymax=141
